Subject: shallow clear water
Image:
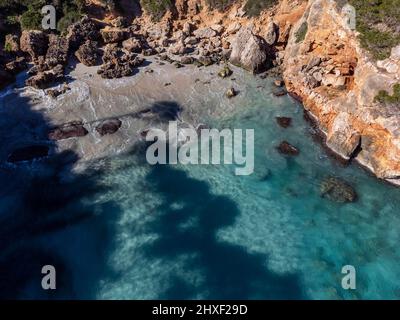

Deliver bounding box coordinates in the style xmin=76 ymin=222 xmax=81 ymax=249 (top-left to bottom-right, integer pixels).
xmin=1 ymin=71 xmax=400 ymax=300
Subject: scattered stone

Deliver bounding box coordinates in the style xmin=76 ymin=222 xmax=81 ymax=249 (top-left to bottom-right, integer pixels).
xmin=218 ymin=65 xmax=233 ymax=78
xmin=193 ymin=27 xmax=217 ymax=39
xmin=180 ymin=56 xmax=195 ymax=64
xmin=142 ymin=48 xmax=156 ymax=56
xmin=96 ymin=119 xmax=122 ymax=136
xmin=226 ymin=87 xmax=237 ymax=98
xmin=198 ymin=56 xmax=214 ymax=66
xmin=48 ymin=121 xmax=88 ymax=140
xmin=320 ymin=177 xmax=357 ymax=203
xmin=274 ymin=79 xmax=284 ymax=87
xmin=276 ymin=117 xmax=292 ymax=128
xmin=277 ymin=141 xmax=300 ymax=156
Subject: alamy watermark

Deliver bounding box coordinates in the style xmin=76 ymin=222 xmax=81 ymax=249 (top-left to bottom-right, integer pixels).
xmin=144 ymin=122 xmax=254 ymax=176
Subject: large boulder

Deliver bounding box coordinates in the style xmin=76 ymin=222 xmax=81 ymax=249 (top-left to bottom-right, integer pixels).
xmin=75 ymin=40 xmax=102 ymax=66
xmin=265 ymin=21 xmax=278 ymax=45
xmin=20 ymin=30 xmax=48 ymax=61
xmin=193 ymin=27 xmax=217 ymax=39
xmin=229 ymin=27 xmax=271 ymax=73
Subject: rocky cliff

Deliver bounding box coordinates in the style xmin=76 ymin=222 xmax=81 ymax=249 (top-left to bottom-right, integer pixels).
xmin=283 ymin=0 xmax=400 ymax=185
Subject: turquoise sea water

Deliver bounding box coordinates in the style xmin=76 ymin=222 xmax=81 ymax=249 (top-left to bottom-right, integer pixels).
xmin=1 ymin=73 xmax=400 ymax=300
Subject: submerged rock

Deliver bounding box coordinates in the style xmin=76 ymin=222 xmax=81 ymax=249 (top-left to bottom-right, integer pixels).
xmin=96 ymin=119 xmax=122 ymax=136
xmin=48 ymin=122 xmax=88 ymax=140
xmin=7 ymin=145 xmax=49 ymax=163
xmin=320 ymin=177 xmax=357 ymax=203
xmin=276 ymin=117 xmax=292 ymax=128
xmin=277 ymin=141 xmax=299 ymax=156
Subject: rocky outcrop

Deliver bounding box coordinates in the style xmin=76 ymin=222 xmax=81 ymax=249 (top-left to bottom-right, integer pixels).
xmin=75 ymin=40 xmax=102 ymax=66
xmin=67 ymin=16 xmax=100 ymax=50
xmin=283 ymin=0 xmax=400 ymax=185
xmin=25 ymin=64 xmax=64 ymax=89
xmin=20 ymin=30 xmax=48 ymax=61
xmin=46 ymin=35 xmax=70 ymax=68
xmin=98 ymin=43 xmax=144 ymax=79
xmin=229 ymin=26 xmax=272 ymax=73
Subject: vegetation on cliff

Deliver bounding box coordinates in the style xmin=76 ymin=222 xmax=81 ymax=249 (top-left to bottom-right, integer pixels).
xmin=374 ymin=84 xmax=400 ymax=105
xmin=0 ymin=0 xmax=84 ymax=41
xmin=349 ymin=0 xmax=400 ymax=60
xmin=140 ymin=0 xmax=173 ymax=20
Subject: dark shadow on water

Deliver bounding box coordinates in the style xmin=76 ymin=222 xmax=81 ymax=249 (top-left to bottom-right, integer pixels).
xmin=0 ymin=81 xmax=122 ymax=299
xmin=143 ymin=165 xmax=306 ymax=299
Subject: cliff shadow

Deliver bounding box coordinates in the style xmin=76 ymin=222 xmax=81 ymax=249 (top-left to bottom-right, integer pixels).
xmin=0 ymin=80 xmax=122 ymax=299
xmin=142 ymin=164 xmax=306 ymax=299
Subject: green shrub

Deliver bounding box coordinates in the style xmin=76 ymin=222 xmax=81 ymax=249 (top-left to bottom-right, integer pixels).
xmin=349 ymin=0 xmax=400 ymax=60
xmin=374 ymin=84 xmax=400 ymax=105
xmin=206 ymin=0 xmax=236 ymax=11
xmin=4 ymin=41 xmax=13 ymax=51
xmin=140 ymin=0 xmax=173 ymax=21
xmin=295 ymin=22 xmax=308 ymax=43
xmin=244 ymin=0 xmax=278 ymax=17
xmin=20 ymin=7 xmax=42 ymax=30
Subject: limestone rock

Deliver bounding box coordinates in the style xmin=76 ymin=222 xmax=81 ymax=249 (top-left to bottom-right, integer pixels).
xmin=193 ymin=27 xmax=217 ymax=39
xmin=229 ymin=27 xmax=271 ymax=74
xmin=75 ymin=40 xmax=102 ymax=66
xmin=265 ymin=22 xmax=278 ymax=45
